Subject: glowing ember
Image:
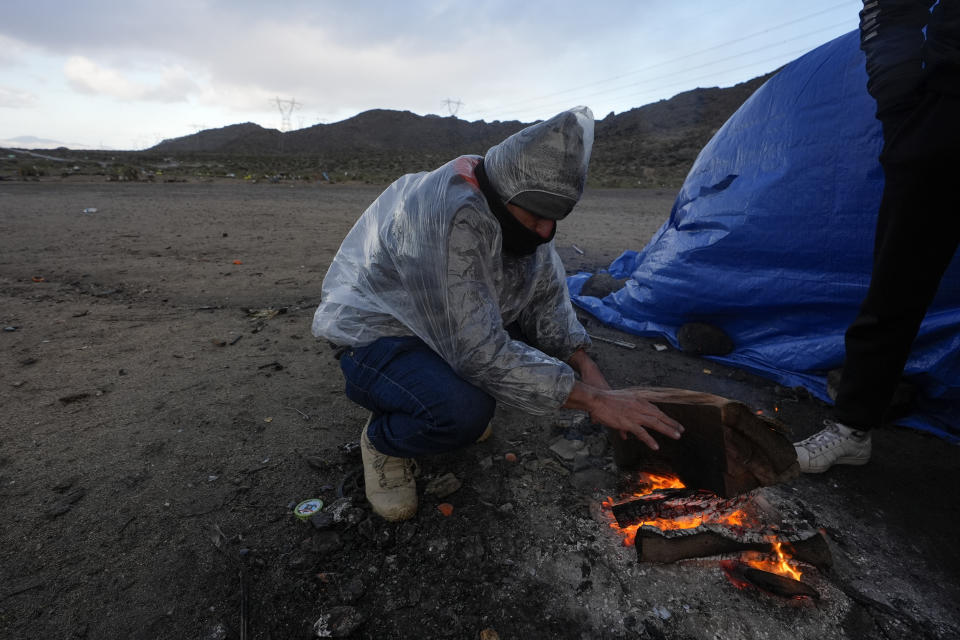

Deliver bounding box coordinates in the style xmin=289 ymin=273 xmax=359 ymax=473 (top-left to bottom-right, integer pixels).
xmin=601 ymin=473 xmax=805 ymax=583
xmin=743 ymin=539 xmax=803 ymax=580
xmin=601 ymin=472 xmax=748 ymax=546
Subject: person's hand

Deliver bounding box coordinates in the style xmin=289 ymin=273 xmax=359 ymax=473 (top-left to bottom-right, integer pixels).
xmin=563 ymin=384 xmax=683 ymax=450
xmin=566 ymin=348 xmax=610 ymax=390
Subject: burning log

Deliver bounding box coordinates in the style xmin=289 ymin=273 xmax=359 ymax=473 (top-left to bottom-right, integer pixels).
xmin=608 ymin=388 xmax=799 ymax=497
xmin=611 ymin=489 xmax=749 ymax=528
xmin=722 ymin=561 xmax=820 ymax=600
xmin=635 ymin=524 xmax=832 ymax=569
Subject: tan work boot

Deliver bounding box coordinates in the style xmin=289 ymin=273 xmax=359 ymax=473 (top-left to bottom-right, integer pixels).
xmin=360 ymin=417 xmax=418 ymax=521
xmin=476 ymin=423 xmax=493 ymax=443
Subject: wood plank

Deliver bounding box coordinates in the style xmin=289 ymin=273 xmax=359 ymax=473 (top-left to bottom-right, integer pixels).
xmin=607 ymin=388 xmax=799 ymax=497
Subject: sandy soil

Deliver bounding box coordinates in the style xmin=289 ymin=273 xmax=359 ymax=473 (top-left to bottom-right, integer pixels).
xmin=1 ymin=179 xmax=958 ymax=639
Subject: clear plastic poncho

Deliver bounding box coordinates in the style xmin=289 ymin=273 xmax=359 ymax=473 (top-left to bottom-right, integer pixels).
xmin=312 ymin=107 xmax=595 ymax=414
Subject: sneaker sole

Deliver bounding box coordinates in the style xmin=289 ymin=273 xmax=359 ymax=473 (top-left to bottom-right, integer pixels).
xmin=801 ymin=456 xmax=870 ymax=473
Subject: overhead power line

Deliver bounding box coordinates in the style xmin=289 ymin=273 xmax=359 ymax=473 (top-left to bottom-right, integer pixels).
xmin=503 ymin=19 xmax=855 ymax=120
xmin=463 ymin=0 xmax=860 ymax=119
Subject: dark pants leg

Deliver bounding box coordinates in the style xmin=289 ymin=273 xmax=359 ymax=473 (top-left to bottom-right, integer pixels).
xmin=834 ymin=88 xmax=960 ymax=429
xmin=339 ymin=336 xmax=496 ymax=458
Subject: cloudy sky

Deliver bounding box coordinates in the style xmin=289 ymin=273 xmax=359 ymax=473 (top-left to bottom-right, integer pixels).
xmin=0 ymin=0 xmax=862 ymax=150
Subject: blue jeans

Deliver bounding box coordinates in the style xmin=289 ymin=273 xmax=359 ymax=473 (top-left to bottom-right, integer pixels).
xmin=339 ymin=336 xmax=496 ymax=458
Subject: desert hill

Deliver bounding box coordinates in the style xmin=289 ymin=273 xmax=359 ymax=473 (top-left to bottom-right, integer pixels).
xmin=149 ymin=72 xmax=774 ymax=187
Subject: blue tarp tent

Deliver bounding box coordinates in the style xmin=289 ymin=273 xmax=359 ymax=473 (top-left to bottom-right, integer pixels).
xmin=569 ymin=31 xmax=960 ymax=442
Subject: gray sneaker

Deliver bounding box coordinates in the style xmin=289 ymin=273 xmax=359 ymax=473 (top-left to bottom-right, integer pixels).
xmin=360 ymin=416 xmax=418 ymax=521
xmin=794 ymin=420 xmax=871 ymax=473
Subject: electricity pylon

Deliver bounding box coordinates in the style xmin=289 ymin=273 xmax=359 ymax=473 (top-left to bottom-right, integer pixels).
xmin=274 ymin=97 xmax=302 ymax=132
xmin=442 ymin=98 xmax=463 ymax=117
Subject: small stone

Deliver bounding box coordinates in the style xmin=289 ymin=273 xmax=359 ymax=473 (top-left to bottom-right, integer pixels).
xmin=549 ymin=437 xmax=585 ymax=461
xmin=424 ymin=473 xmax=461 ymax=498
xmin=580 ymin=272 xmax=626 ymax=299
xmin=587 ymin=435 xmax=607 ymax=457
xmin=571 ymin=451 xmax=592 ymax=472
xmin=676 ymin=322 xmax=734 ymax=356
xmin=309 ymin=512 xmax=336 ymax=530
xmin=313 ymin=606 xmax=365 ymax=638
xmin=478 ymin=456 xmax=493 ymax=470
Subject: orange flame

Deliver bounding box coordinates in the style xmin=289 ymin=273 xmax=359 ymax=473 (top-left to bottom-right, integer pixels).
xmin=743 ymin=539 xmax=803 ymax=580
xmin=601 ymin=472 xmax=748 ymax=546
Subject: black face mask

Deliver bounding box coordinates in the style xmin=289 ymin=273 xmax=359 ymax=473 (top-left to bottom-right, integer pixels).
xmin=475 ymin=159 xmax=556 ymax=256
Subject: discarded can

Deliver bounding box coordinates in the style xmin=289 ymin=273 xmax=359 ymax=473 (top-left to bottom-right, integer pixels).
xmin=293 ymin=498 xmax=324 ymax=521
xmin=82 ymin=207 xmax=98 ymax=214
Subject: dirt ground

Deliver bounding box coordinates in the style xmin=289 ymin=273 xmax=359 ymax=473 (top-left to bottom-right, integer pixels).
xmin=1 ymin=179 xmax=958 ymax=640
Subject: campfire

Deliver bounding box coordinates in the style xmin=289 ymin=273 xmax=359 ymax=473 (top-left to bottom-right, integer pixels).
xmin=599 ymin=389 xmax=832 ymax=600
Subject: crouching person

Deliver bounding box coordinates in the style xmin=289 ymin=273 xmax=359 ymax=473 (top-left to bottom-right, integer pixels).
xmin=312 ymin=107 xmax=684 ymax=521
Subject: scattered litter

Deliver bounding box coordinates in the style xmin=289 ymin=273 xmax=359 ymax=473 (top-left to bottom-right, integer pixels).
xmin=588 ymin=333 xmax=636 ymax=350
xmin=286 ymin=406 xmax=311 ymax=420
xmin=264 ymin=417 xmax=273 ymax=423
xmin=437 ymin=503 xmax=454 ymax=517
xmin=653 ymin=343 xmax=669 ymax=352
xmin=3 ymin=326 xmax=17 ymax=332
xmin=571 ymin=243 xmax=584 ymax=255
xmin=31 ymin=276 xmax=45 ymax=283
xmin=703 ymin=368 xmax=712 ymax=375
xmin=58 ymin=392 xmax=91 ymax=404
xmin=207 ymin=475 xmax=218 ymax=482
xmin=246 ymin=308 xmax=283 ymax=320
xmin=504 ymin=453 xmax=518 ymax=463
xmin=232 ymin=260 xmax=243 ymax=265
xmin=229 ymin=335 xmax=243 ymax=346
xmin=81 ymin=207 xmax=98 ymax=214
xmin=326 ymin=497 xmax=354 ymax=523
xmin=313 ymin=606 xmax=364 ymax=638
xmin=293 ymin=498 xmax=324 ymax=521
xmin=480 ymin=629 xmax=500 ymax=640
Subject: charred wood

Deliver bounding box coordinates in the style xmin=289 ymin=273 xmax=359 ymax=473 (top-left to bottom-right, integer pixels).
xmin=636 ymin=527 xmax=832 ymax=569
xmin=723 ymin=562 xmax=820 ymax=599
xmin=611 ymin=490 xmax=749 ymax=528
xmin=608 ymin=388 xmax=799 ymax=497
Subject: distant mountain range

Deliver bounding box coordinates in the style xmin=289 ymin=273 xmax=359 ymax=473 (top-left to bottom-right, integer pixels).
xmin=149 ymin=72 xmax=775 ymax=188
xmin=0 ymin=135 xmax=89 ymax=150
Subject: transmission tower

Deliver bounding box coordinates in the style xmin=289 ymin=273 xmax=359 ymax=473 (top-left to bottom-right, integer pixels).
xmin=189 ymin=123 xmax=207 ymax=151
xmin=442 ymin=98 xmax=463 ymax=117
xmin=273 ymin=97 xmax=302 ymax=132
